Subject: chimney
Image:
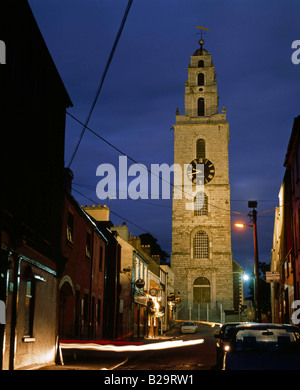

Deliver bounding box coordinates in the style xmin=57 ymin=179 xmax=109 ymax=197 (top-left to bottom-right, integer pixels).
xmin=64 ymin=167 xmax=74 ymax=193
xmin=84 ymin=205 xmax=110 ymax=221
xmin=111 ymin=222 xmax=128 ymax=241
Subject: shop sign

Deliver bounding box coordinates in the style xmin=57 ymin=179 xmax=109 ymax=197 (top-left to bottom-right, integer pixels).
xmin=266 ymin=271 xmax=280 ymax=283
xmin=134 ymin=294 xmax=147 ymax=306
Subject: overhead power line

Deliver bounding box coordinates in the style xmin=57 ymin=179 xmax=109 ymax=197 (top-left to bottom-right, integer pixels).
xmin=72 ymin=181 xmax=246 ymax=216
xmin=67 ymin=112 xmax=245 ymax=216
xmin=72 ymin=188 xmax=172 ymax=246
xmin=68 ymin=0 xmax=134 ymax=167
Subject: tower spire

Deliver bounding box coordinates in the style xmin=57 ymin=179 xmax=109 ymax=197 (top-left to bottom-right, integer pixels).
xmin=196 ymin=26 xmax=210 ymax=48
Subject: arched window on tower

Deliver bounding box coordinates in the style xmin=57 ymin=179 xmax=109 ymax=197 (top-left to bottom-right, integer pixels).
xmin=196 ymin=138 xmax=205 ymax=159
xmin=198 ymin=98 xmax=205 ymax=116
xmin=194 ymin=192 xmax=208 ymax=216
xmin=193 ymin=230 xmax=209 ymax=259
xmin=198 ymin=73 xmax=204 ymax=86
xmin=198 ymin=60 xmax=204 ymax=67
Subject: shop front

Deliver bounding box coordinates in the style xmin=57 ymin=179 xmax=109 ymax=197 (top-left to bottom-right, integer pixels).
xmin=133 ymin=294 xmax=148 ymax=338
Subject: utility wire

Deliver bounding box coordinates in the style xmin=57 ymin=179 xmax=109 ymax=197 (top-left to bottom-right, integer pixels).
xmin=67 ymin=112 xmax=245 ymax=215
xmin=68 ymin=0 xmax=134 ymax=168
xmin=74 ymin=181 xmax=279 ymax=208
xmin=72 ymin=188 xmax=172 ymax=246
xmin=72 ymin=181 xmax=246 ymax=216
xmin=73 ymin=182 xmax=172 ymax=209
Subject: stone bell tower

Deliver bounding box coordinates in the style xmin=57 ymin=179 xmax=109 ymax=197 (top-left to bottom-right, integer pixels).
xmin=171 ymin=36 xmax=234 ymax=321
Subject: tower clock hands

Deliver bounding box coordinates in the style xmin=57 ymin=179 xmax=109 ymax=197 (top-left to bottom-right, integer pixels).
xmin=187 ymin=158 xmax=215 ymax=185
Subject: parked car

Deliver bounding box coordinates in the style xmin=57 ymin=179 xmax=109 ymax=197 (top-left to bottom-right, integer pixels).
xmin=180 ymin=321 xmax=198 ymax=334
xmin=222 ymin=323 xmax=300 ymax=370
xmin=214 ymin=322 xmax=255 ymax=367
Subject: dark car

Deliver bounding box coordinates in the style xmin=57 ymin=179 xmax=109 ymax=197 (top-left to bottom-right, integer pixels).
xmin=214 ymin=322 xmax=255 ymax=367
xmin=222 ymin=323 xmax=300 ymax=370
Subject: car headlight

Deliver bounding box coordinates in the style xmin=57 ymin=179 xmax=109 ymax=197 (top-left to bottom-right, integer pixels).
xmin=224 ymin=345 xmax=230 ymax=352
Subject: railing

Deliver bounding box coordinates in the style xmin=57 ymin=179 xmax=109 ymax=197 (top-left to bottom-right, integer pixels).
xmin=175 ymin=302 xmax=227 ymax=323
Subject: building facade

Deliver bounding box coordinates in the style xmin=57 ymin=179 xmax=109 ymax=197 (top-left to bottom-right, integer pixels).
xmin=1 ymin=1 xmax=72 ymax=369
xmin=84 ymin=208 xmax=172 ymax=339
xmin=160 ymin=264 xmax=176 ymax=330
xmin=271 ymin=115 xmax=300 ymax=324
xmin=110 ymin=224 xmax=150 ymax=340
xmin=58 ymin=183 xmax=108 ymax=341
xmin=171 ymin=38 xmax=234 ymax=321
xmin=83 ymin=205 xmax=121 ymax=340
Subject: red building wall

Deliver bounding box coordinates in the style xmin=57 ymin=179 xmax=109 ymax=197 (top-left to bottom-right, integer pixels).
xmin=283 ymin=116 xmax=300 ymax=317
xmin=58 ymin=191 xmax=106 ymax=340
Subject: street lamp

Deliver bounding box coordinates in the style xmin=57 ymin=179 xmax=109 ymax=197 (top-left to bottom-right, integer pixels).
xmin=242 ymin=273 xmax=250 ymax=282
xmin=234 ymin=201 xmax=261 ymax=323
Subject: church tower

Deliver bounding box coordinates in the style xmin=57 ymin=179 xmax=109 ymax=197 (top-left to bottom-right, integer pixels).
xmin=171 ymin=36 xmax=234 ymax=321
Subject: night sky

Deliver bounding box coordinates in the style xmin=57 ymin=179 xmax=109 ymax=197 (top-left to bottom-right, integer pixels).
xmin=28 ymin=0 xmax=300 ymax=276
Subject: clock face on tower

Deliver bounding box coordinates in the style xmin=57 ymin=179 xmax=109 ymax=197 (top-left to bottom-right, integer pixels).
xmin=187 ymin=158 xmax=215 ymax=184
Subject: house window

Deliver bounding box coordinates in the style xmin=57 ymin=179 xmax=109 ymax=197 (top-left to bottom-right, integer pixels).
xmin=198 ymin=73 xmax=204 ymax=86
xmin=198 ymin=60 xmax=204 ymax=67
xmin=67 ymin=212 xmax=74 ymax=243
xmin=24 ymin=281 xmax=35 ymax=337
xmin=195 ymin=193 xmax=208 ymax=216
xmin=86 ymin=232 xmax=91 ymax=259
xmin=198 ymin=98 xmax=205 ymax=116
xmin=193 ymin=230 xmax=209 ymax=259
xmin=196 ymin=139 xmax=205 ymax=159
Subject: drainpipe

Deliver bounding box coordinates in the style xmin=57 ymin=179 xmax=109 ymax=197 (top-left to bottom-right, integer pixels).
xmin=89 ymin=231 xmax=94 ymax=339
xmin=132 ymin=252 xmax=136 ymax=338
xmin=9 ymin=254 xmax=20 ymax=370
xmin=165 ymin=272 xmax=168 ymax=331
xmin=0 ymin=248 xmax=9 ymax=370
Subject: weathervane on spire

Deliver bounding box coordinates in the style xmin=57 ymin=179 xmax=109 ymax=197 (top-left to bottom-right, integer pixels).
xmin=196 ymin=26 xmax=210 ymax=48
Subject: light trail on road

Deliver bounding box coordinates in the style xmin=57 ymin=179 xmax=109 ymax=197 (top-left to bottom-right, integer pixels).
xmin=59 ymin=338 xmax=204 ymax=353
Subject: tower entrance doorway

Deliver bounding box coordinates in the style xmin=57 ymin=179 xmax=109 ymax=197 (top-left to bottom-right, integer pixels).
xmin=193 ymin=277 xmax=210 ymax=308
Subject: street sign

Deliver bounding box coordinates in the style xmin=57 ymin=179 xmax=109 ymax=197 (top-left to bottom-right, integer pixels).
xmin=266 ymin=271 xmax=280 ymax=283
xmin=167 ymin=293 xmax=175 ymax=301
xmin=135 ymin=278 xmax=145 ymax=288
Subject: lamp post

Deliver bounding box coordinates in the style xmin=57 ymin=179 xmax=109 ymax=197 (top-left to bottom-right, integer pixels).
xmin=233 ymin=271 xmax=248 ymax=321
xmin=234 ymin=201 xmax=261 ymax=323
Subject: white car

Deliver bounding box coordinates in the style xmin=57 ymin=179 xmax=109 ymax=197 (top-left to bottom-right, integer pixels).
xmin=180 ymin=321 xmax=198 ymax=334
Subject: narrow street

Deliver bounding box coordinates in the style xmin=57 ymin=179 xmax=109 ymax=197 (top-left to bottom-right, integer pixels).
xmin=117 ymin=322 xmax=217 ymax=370
xmin=41 ymin=322 xmax=218 ymax=371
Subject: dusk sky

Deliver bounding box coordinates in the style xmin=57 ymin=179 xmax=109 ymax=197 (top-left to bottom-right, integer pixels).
xmin=28 ymin=0 xmax=300 ymax=276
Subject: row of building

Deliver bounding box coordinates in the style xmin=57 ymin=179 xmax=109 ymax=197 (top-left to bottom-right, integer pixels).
xmin=1 ymin=170 xmax=176 ymax=370
xmin=271 ymin=115 xmax=300 ymax=325
xmin=0 ymin=1 xmax=176 ymax=370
